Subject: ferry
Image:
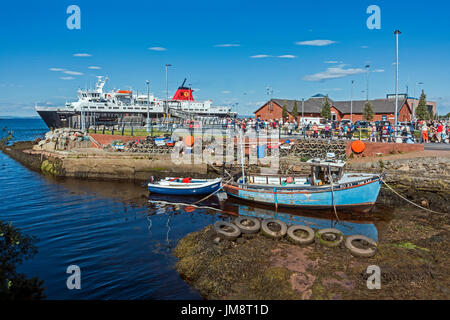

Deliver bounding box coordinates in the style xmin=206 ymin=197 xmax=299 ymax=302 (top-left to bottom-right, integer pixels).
xmin=35 ymin=77 xmax=237 ymax=129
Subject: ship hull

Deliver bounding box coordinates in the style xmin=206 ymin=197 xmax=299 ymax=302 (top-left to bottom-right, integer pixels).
xmin=35 ymin=108 xmax=235 ymax=129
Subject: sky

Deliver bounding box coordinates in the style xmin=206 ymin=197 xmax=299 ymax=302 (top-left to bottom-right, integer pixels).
xmin=1 ymin=0 xmax=449 ymax=117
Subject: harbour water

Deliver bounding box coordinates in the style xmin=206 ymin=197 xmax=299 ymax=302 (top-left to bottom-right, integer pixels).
xmin=0 ymin=118 xmax=385 ymax=299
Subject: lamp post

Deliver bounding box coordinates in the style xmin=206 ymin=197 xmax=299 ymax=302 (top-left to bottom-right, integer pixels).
xmin=394 ymin=30 xmax=401 ymax=134
xmin=188 ymin=82 xmax=191 ymax=121
xmin=301 ymin=98 xmax=305 ymax=138
xmin=350 ymin=80 xmax=354 ymax=123
xmin=146 ymin=80 xmax=150 ymax=133
xmin=165 ymin=63 xmax=172 ymax=119
xmin=365 ymin=65 xmax=370 ymax=101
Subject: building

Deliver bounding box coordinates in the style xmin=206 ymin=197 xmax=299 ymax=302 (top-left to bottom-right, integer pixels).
xmin=254 ymin=93 xmax=437 ymax=123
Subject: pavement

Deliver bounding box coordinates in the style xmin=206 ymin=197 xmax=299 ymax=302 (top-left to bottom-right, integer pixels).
xmin=424 ymin=143 xmax=450 ymax=151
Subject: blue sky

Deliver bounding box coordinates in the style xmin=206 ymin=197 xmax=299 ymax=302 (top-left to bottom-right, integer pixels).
xmin=1 ymin=0 xmax=449 ymax=117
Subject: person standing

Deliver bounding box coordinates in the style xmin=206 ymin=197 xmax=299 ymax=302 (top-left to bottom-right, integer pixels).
xmin=422 ymin=122 xmax=429 ymax=143
xmin=370 ymin=123 xmax=377 ymax=142
xmin=437 ymin=122 xmax=443 ymax=143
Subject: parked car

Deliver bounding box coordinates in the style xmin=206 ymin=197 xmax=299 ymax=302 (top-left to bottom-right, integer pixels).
xmin=354 ymin=121 xmax=371 ymax=128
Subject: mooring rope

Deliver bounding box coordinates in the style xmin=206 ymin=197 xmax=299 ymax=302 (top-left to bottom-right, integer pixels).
xmin=191 ymin=177 xmax=234 ymax=205
xmin=328 ymin=165 xmax=340 ymax=222
xmin=381 ymin=180 xmax=446 ymax=214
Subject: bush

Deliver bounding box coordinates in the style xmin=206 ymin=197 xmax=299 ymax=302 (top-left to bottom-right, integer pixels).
xmin=0 ymin=221 xmax=45 ymax=300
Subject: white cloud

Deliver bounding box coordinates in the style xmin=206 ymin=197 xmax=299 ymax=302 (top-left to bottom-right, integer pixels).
xmin=296 ymin=40 xmax=336 ymax=46
xmin=148 ymin=47 xmax=167 ymax=51
xmin=222 ymin=90 xmax=231 ymax=94
xmin=63 ymin=70 xmax=84 ymax=75
xmin=361 ymin=46 xmax=369 ymax=49
xmin=49 ymin=68 xmax=65 ymax=72
xmin=214 ymin=44 xmax=240 ymax=47
xmin=250 ymin=54 xmax=272 ymax=58
xmin=323 ymin=88 xmax=344 ymax=92
xmin=277 ymin=55 xmax=296 ymax=58
xmin=73 ymin=53 xmax=92 ymax=57
xmin=88 ymin=66 xmax=101 ymax=70
xmin=60 ymin=76 xmax=75 ymax=80
xmin=324 ymin=61 xmax=338 ymax=64
xmin=372 ymin=69 xmax=385 ymax=73
xmin=303 ymin=65 xmax=365 ymax=82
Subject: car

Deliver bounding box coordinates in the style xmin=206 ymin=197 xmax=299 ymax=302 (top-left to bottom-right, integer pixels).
xmin=340 ymin=119 xmax=352 ymax=125
xmin=354 ymin=121 xmax=371 ymax=128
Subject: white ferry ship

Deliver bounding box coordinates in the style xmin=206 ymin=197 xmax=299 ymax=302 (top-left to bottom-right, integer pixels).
xmin=35 ymin=77 xmax=237 ymax=129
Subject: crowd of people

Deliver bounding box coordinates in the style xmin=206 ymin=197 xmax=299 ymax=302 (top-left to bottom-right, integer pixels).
xmin=208 ymin=117 xmax=450 ymax=144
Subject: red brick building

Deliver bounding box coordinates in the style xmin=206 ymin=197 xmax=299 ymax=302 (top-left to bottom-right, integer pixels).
xmin=254 ymin=94 xmax=414 ymax=123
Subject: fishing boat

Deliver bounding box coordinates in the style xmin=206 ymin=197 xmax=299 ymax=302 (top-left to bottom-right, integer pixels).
xmin=222 ymin=154 xmax=384 ymax=212
xmin=147 ymin=177 xmax=222 ymax=195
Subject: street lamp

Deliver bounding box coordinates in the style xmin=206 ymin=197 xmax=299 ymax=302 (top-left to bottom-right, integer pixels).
xmin=350 ymin=80 xmax=354 ymax=123
xmin=165 ymin=64 xmax=172 ymax=118
xmin=394 ymin=30 xmax=401 ymax=133
xmin=146 ymin=80 xmax=150 ymax=133
xmin=365 ymin=65 xmax=370 ymax=101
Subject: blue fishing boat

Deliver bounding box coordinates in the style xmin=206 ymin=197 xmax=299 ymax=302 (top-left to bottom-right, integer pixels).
xmin=148 ymin=177 xmax=222 ymax=195
xmin=223 ymin=156 xmax=384 ymax=212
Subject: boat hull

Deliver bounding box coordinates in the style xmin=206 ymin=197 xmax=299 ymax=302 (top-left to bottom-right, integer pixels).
xmin=223 ymin=176 xmax=383 ymax=211
xmin=148 ymin=179 xmax=222 ymax=196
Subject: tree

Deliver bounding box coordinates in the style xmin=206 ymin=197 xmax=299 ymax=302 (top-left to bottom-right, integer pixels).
xmin=282 ymin=103 xmax=288 ymax=120
xmin=363 ymin=101 xmax=374 ymax=121
xmin=415 ymin=90 xmax=430 ymax=120
xmin=0 ymin=220 xmax=45 ymax=300
xmin=292 ymin=101 xmax=298 ymax=120
xmin=320 ymin=96 xmax=331 ymax=120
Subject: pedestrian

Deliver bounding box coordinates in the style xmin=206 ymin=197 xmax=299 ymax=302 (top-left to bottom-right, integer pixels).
xmin=370 ymin=122 xmax=377 ymax=142
xmin=421 ymin=122 xmax=429 ymax=143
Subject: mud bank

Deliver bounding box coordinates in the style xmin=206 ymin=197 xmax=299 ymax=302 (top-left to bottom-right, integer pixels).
xmin=174 ymin=208 xmax=450 ymax=300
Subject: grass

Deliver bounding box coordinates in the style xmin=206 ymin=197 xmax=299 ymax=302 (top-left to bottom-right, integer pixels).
xmin=392 ymin=242 xmax=430 ymax=252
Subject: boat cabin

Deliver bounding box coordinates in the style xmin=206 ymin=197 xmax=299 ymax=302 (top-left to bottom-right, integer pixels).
xmin=305 ymin=158 xmax=345 ymax=186
xmin=244 ymin=156 xmax=346 ymax=187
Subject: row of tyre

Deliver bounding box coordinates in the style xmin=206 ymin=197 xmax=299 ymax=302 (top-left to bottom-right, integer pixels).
xmin=214 ymin=217 xmax=378 ymax=258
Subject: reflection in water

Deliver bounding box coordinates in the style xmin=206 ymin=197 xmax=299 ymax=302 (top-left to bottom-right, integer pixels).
xmin=221 ymin=200 xmax=383 ymax=241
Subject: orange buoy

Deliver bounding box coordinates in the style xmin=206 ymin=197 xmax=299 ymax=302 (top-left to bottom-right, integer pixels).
xmin=351 ymin=140 xmax=366 ymax=153
xmin=185 ymin=206 xmax=195 ymax=213
xmin=184 ymin=136 xmax=194 ymax=147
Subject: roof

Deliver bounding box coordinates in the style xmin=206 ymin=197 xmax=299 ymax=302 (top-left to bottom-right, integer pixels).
xmin=254 ymin=97 xmax=410 ymax=115
xmin=332 ymin=98 xmax=410 ymax=114
xmin=256 ymin=97 xmax=333 ymax=114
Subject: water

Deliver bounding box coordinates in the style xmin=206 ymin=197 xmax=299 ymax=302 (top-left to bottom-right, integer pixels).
xmin=0 ymin=118 xmax=384 ymax=299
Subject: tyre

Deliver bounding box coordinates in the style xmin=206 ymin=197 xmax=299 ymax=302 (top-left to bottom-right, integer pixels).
xmin=261 ymin=219 xmax=287 ymax=239
xmin=213 ymin=221 xmax=241 ymax=240
xmin=233 ymin=216 xmax=261 ymax=234
xmin=287 ymin=225 xmax=315 ymax=245
xmin=345 ymin=235 xmax=377 ymax=258
xmin=315 ymin=228 xmax=344 ymax=247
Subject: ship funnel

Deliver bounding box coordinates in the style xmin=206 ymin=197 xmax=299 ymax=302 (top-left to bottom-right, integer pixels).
xmin=172 ymin=79 xmax=194 ymax=101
